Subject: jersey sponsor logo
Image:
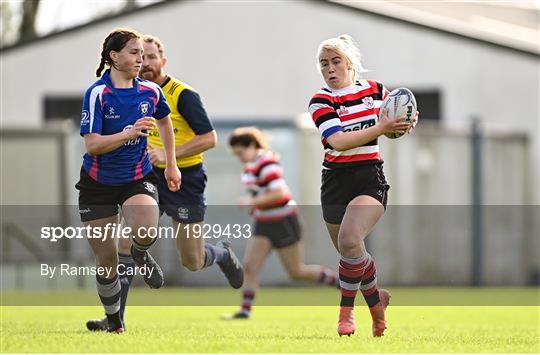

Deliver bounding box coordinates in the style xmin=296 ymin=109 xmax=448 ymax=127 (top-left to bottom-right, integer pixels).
xmin=362 ymin=96 xmax=374 ymax=109
xmin=123 ymin=125 xmax=141 ymax=146
xmin=343 ymin=118 xmax=376 ymax=132
xmin=336 ymin=105 xmax=349 ymax=116
xmin=143 ymin=181 xmax=157 ymax=194
xmin=105 ymin=106 xmax=121 ymax=120
xmin=139 ymin=101 xmax=150 ymax=116
xmin=81 ymin=110 xmax=90 ymax=125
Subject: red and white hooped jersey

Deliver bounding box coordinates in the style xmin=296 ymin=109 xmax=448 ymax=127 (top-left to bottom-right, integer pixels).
xmin=308 ymin=79 xmax=389 ymax=170
xmin=242 ymin=151 xmax=298 ymax=222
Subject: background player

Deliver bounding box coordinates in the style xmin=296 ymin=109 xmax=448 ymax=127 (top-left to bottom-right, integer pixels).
xmin=223 ymin=127 xmax=339 ymax=320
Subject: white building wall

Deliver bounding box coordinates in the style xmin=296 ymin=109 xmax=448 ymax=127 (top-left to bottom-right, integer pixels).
xmin=1 ymin=0 xmax=538 ymax=202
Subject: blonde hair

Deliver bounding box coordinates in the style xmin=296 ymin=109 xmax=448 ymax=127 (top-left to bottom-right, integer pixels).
xmin=228 ymin=126 xmax=270 ymax=150
xmin=142 ymin=34 xmax=165 ymax=57
xmin=316 ymin=34 xmax=367 ymax=82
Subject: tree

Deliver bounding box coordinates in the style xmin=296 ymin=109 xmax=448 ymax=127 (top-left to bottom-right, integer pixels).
xmin=124 ymin=0 xmax=137 ymax=12
xmin=19 ymin=0 xmax=40 ymax=43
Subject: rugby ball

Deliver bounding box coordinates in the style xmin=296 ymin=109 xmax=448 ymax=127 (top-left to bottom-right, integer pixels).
xmin=379 ymin=88 xmax=417 ymax=139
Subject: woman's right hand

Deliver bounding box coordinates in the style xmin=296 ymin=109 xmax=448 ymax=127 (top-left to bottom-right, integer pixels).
xmin=124 ymin=117 xmax=156 ymax=140
xmin=377 ymin=108 xmax=411 ymax=136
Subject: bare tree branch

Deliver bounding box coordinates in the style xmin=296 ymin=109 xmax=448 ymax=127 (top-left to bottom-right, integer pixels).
xmin=124 ymin=0 xmax=137 ymax=12
xmin=20 ymin=0 xmax=40 ymax=43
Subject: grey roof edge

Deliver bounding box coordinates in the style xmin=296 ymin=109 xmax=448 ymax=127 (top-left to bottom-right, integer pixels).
xmin=316 ymin=0 xmax=539 ymax=59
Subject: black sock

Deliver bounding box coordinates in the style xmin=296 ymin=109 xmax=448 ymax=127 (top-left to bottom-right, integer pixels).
xmin=131 ymin=237 xmax=156 ymax=261
xmin=96 ymin=273 xmax=121 ymax=327
xmin=118 ymin=253 xmax=135 ymax=320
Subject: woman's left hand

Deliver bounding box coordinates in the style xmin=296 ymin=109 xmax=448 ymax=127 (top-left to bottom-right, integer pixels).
xmin=165 ymin=166 xmax=181 ymax=192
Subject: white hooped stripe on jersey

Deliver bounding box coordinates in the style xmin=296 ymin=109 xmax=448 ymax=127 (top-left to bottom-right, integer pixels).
xmin=338 ymin=101 xmax=383 ymax=117
xmin=322 ymin=80 xmax=372 ymax=96
xmin=253 ymin=200 xmax=298 ymax=220
xmin=325 ymin=80 xmax=375 ymax=95
xmin=267 ymin=178 xmax=287 ymax=190
xmin=244 ymin=151 xmax=274 ymax=171
xmin=325 ymin=145 xmax=379 ymax=157
xmin=88 ymin=84 xmax=106 ymax=132
xmin=308 ymin=102 xmax=333 ymax=115
xmin=241 ymin=173 xmax=257 ymax=186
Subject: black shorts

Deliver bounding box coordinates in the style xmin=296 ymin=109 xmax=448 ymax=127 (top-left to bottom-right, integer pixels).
xmin=321 ymin=163 xmax=389 ymax=224
xmin=75 ymin=167 xmax=159 ymax=222
xmin=154 ymin=163 xmax=207 ymax=224
xmin=254 ymin=213 xmax=302 ymax=249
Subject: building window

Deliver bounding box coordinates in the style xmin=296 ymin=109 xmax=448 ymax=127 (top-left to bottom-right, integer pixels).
xmin=44 ymin=96 xmax=82 ymax=123
xmin=412 ymin=90 xmax=440 ymax=121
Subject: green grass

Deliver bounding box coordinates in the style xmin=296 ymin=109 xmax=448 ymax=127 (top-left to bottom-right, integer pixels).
xmin=2 ymin=287 xmax=538 ymax=306
xmin=1 ymin=289 xmax=539 ymax=353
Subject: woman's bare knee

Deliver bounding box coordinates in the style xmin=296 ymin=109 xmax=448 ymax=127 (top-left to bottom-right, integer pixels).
xmin=95 ymin=252 xmax=118 ymax=269
xmin=338 ymin=232 xmax=365 ymax=257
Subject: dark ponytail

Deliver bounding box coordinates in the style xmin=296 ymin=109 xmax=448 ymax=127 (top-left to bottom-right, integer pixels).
xmin=95 ymin=28 xmax=141 ymax=77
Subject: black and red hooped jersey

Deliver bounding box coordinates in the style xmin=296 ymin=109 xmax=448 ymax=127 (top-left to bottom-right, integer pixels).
xmin=308 ymin=80 xmax=389 ymax=169
xmin=241 ymin=151 xmax=298 ymax=221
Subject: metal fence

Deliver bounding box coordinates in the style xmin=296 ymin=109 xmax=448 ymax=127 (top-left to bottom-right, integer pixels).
xmin=1 ymin=119 xmax=538 ymax=289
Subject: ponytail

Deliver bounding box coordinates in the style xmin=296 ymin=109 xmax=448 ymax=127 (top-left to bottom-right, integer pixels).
xmin=95 ymin=58 xmax=107 ymax=77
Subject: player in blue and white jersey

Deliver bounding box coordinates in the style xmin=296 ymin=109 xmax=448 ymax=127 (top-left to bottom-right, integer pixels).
xmin=75 ymin=28 xmax=181 ymax=333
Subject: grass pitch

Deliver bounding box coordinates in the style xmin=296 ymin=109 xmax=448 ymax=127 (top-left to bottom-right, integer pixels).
xmin=1 ymin=288 xmax=538 ymax=353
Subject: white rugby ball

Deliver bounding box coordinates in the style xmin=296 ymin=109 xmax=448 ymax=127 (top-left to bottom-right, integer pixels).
xmin=379 ymin=87 xmax=417 ymax=139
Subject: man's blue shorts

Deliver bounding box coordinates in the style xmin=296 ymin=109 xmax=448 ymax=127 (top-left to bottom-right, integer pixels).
xmin=153 ymin=163 xmax=207 ymax=224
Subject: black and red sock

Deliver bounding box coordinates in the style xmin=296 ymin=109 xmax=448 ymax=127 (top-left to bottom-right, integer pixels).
xmin=241 ymin=289 xmax=255 ymax=314
xmin=359 ymin=253 xmax=381 ymax=307
xmin=338 ymin=255 xmax=365 ymax=307
xmin=318 ymin=266 xmax=338 ymax=287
